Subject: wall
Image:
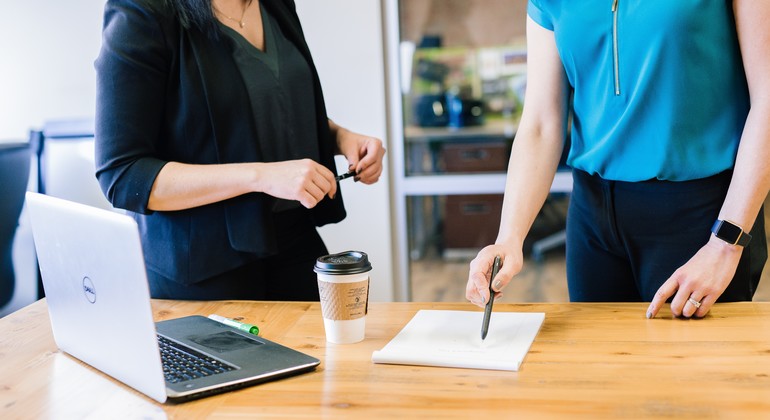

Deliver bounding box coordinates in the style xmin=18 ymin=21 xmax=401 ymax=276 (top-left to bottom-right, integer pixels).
xmin=0 ymin=0 xmax=394 ymax=316
xmin=296 ymin=0 xmax=394 ymax=301
xmin=0 ymin=1 xmax=103 ymax=141
xmin=0 ymin=1 xmax=104 ymax=316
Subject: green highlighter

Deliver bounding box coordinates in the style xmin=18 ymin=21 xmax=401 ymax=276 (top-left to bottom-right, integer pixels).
xmin=208 ymin=314 xmax=260 ymax=336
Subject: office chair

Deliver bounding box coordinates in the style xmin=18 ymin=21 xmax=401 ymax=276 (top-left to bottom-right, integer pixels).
xmin=0 ymin=142 xmax=31 ymax=307
xmin=30 ymin=118 xmax=109 ymax=299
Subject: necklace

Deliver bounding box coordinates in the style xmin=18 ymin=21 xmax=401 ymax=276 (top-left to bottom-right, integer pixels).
xmin=213 ymin=0 xmax=253 ymax=29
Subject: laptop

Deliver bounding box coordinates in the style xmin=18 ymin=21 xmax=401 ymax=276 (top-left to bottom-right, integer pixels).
xmin=25 ymin=192 xmax=320 ymax=403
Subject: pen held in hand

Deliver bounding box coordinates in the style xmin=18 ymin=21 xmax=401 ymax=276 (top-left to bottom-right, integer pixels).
xmin=481 ymin=255 xmax=502 ymax=341
xmin=335 ymin=169 xmax=356 ymax=181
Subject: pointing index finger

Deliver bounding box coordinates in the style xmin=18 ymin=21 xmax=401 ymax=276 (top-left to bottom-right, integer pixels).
xmin=647 ymin=278 xmax=678 ymax=319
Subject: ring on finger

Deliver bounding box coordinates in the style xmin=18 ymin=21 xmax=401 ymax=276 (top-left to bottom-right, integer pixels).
xmin=687 ymin=296 xmax=702 ymax=309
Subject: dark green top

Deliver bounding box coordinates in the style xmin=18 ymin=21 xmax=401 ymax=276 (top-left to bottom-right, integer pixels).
xmin=220 ymin=5 xmax=320 ymax=211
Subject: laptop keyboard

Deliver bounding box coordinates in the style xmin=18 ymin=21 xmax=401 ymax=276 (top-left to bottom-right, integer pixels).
xmin=158 ymin=335 xmax=236 ymax=384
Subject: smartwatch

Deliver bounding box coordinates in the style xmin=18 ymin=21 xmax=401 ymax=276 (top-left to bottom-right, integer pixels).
xmin=711 ymin=219 xmax=752 ymax=247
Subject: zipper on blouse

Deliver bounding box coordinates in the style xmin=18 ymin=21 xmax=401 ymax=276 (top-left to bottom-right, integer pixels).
xmin=611 ymin=0 xmax=620 ymax=96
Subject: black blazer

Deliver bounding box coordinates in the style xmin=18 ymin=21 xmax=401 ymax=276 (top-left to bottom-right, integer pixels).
xmin=95 ymin=0 xmax=346 ymax=284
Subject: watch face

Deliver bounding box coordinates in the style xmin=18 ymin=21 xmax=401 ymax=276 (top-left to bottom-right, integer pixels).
xmin=716 ymin=220 xmax=742 ymax=242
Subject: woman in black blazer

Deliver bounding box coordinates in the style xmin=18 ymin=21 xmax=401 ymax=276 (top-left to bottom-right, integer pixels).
xmin=94 ymin=0 xmax=385 ymax=300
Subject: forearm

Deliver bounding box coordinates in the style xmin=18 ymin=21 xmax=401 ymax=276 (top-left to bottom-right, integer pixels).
xmin=148 ymin=162 xmax=261 ymax=211
xmin=328 ymin=119 xmax=346 ymax=155
xmin=724 ymin=0 xmax=770 ymax=232
xmin=717 ymin=105 xmax=770 ymax=231
xmin=494 ymin=17 xmax=571 ymax=249
xmin=496 ymin=126 xmax=565 ymax=248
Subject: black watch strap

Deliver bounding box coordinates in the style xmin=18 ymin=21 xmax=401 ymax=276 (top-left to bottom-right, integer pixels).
xmin=711 ymin=219 xmax=752 ymax=247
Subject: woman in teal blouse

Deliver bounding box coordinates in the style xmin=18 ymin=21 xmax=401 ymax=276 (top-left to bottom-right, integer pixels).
xmin=466 ymin=0 xmax=769 ymax=318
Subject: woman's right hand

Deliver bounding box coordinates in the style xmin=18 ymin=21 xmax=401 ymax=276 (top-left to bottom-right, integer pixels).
xmin=255 ymin=159 xmax=338 ymax=209
xmin=466 ymin=244 xmax=524 ymax=307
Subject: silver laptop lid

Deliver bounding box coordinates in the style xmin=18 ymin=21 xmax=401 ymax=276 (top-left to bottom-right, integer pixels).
xmin=26 ymin=192 xmax=168 ymax=403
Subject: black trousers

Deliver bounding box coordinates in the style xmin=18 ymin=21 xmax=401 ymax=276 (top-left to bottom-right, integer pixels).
xmin=148 ymin=208 xmax=327 ymax=301
xmin=565 ymin=169 xmax=766 ymax=302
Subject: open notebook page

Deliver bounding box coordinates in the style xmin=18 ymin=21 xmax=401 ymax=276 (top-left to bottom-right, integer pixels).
xmin=372 ymin=310 xmax=545 ymax=371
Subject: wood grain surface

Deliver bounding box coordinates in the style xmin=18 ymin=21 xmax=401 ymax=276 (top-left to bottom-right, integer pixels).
xmin=2 ymin=300 xmax=770 ymax=419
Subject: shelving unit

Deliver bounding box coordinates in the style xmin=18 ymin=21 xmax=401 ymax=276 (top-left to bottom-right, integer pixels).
xmin=384 ymin=0 xmax=571 ymax=301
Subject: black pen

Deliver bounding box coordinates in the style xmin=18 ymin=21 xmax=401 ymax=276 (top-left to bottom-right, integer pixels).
xmin=335 ymin=169 xmax=356 ymax=181
xmin=481 ymin=255 xmax=501 ymax=340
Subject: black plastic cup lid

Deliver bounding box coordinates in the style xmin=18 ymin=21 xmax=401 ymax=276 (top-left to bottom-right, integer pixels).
xmin=314 ymin=251 xmax=372 ymax=275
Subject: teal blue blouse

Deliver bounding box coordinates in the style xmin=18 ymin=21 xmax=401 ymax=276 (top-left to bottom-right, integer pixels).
xmin=528 ymin=0 xmax=749 ymax=181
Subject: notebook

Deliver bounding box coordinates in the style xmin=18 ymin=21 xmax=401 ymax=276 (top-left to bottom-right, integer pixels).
xmin=25 ymin=192 xmax=320 ymax=403
xmin=372 ymin=310 xmax=544 ymax=371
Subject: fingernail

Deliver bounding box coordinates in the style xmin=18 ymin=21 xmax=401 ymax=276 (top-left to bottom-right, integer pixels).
xmin=493 ymin=279 xmax=502 ymax=291
xmin=354 ymin=177 xmax=360 ymax=182
xmin=646 ymin=311 xmax=652 ymax=319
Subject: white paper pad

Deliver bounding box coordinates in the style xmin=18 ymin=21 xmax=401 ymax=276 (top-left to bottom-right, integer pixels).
xmin=372 ymin=310 xmax=545 ymax=371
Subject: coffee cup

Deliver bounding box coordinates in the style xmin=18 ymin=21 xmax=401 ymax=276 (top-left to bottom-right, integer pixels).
xmin=314 ymin=251 xmax=372 ymax=344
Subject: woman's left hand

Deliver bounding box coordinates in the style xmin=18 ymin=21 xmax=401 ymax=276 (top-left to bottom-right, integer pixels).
xmin=335 ymin=127 xmax=386 ymax=184
xmin=646 ymin=236 xmax=743 ymax=319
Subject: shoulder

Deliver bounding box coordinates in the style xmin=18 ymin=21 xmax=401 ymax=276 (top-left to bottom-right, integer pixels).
xmin=527 ymin=0 xmax=559 ymax=30
xmin=269 ymin=0 xmax=301 ymax=22
xmin=263 ymin=0 xmax=305 ymax=37
xmin=102 ymin=0 xmax=180 ymax=47
xmin=118 ymin=0 xmax=177 ymax=14
xmin=528 ymin=0 xmax=561 ymax=10
xmin=104 ymin=0 xmax=177 ymax=30
xmin=105 ymin=0 xmax=174 ymax=16
xmin=99 ymin=0 xmax=181 ymax=75
xmin=276 ymin=0 xmax=299 ymax=14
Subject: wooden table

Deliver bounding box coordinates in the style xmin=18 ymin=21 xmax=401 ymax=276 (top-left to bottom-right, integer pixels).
xmin=2 ymin=300 xmax=770 ymax=419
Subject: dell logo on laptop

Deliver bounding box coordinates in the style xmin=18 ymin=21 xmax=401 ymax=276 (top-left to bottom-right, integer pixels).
xmin=82 ymin=277 xmax=96 ymax=303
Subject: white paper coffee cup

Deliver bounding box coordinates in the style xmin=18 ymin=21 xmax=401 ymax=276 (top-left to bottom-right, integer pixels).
xmin=314 ymin=251 xmax=372 ymax=344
